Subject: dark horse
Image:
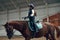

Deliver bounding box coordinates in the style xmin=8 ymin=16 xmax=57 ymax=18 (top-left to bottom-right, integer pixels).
xmin=3 ymin=21 xmax=60 ymax=40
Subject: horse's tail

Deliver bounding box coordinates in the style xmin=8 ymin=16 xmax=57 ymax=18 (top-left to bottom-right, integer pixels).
xmin=55 ymin=26 xmax=60 ymax=38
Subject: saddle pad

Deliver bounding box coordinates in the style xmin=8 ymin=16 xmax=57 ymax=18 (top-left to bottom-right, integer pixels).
xmin=36 ymin=22 xmax=43 ymax=29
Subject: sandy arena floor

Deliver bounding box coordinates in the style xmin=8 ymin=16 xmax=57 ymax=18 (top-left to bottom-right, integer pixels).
xmin=0 ymin=36 xmax=60 ymax=40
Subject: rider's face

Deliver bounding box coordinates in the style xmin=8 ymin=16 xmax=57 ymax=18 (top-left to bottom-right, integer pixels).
xmin=29 ymin=6 xmax=32 ymax=9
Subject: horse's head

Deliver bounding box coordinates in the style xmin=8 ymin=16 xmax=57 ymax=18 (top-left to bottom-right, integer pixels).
xmin=3 ymin=21 xmax=28 ymax=39
xmin=3 ymin=22 xmax=14 ymax=39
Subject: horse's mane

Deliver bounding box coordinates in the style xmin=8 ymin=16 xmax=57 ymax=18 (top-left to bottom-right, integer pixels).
xmin=5 ymin=21 xmax=28 ymax=26
xmin=7 ymin=21 xmax=28 ymax=23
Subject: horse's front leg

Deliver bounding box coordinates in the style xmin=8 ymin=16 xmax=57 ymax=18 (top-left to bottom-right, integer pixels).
xmin=25 ymin=37 xmax=30 ymax=40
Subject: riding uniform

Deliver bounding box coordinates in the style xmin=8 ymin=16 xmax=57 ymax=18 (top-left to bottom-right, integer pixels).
xmin=28 ymin=4 xmax=37 ymax=37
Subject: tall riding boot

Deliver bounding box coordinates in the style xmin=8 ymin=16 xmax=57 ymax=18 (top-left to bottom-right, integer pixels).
xmin=31 ymin=31 xmax=36 ymax=38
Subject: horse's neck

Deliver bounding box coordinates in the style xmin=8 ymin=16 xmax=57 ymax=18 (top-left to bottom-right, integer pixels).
xmin=9 ymin=21 xmax=29 ymax=34
xmin=44 ymin=22 xmax=51 ymax=24
xmin=13 ymin=21 xmax=28 ymax=32
xmin=44 ymin=22 xmax=55 ymax=26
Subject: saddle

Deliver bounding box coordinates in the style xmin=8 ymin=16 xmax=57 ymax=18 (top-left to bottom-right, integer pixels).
xmin=28 ymin=21 xmax=43 ymax=38
xmin=28 ymin=22 xmax=43 ymax=32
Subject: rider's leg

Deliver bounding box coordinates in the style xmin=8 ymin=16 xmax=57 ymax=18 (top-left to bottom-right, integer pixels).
xmin=29 ymin=17 xmax=36 ymax=37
